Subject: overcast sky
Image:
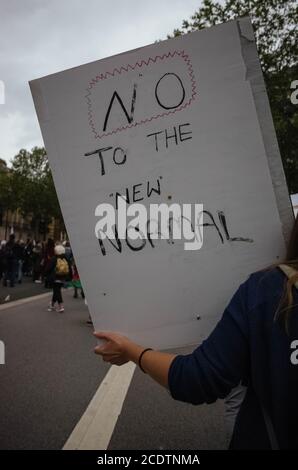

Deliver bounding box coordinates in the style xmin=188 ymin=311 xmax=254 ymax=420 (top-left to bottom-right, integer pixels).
xmin=0 ymin=0 xmax=204 ymax=165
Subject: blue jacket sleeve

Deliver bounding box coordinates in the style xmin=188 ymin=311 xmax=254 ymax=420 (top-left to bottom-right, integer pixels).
xmin=168 ymin=279 xmax=250 ymax=405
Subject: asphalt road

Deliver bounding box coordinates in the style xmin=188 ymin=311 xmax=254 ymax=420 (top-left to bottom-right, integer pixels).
xmin=0 ymin=276 xmax=49 ymax=304
xmin=109 ymin=364 xmax=227 ymax=450
xmin=0 ymin=289 xmax=227 ymax=450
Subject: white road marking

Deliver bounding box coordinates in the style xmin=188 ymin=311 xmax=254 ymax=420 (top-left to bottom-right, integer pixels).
xmin=63 ymin=362 xmax=136 ymax=450
xmin=0 ymin=290 xmax=135 ymax=448
xmin=0 ymin=292 xmax=51 ymax=311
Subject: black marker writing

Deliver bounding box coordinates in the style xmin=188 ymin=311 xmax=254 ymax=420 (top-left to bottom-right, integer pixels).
xmin=218 ymin=211 xmax=253 ymax=242
xmin=155 ymin=73 xmax=185 ymax=110
xmin=147 ymin=123 xmax=192 ymax=152
xmin=115 ymin=178 xmax=161 ymax=209
xmin=84 ymin=147 xmax=112 ymax=176
xmin=84 ymin=146 xmax=127 ymax=176
xmin=103 ymin=83 xmax=137 ymax=132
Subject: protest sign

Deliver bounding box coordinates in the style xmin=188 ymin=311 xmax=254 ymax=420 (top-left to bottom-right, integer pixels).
xmin=30 ymin=18 xmax=293 ymax=348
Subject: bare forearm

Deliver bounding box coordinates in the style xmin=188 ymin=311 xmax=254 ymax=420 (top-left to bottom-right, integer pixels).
xmin=126 ymin=343 xmax=176 ymax=388
xmin=94 ymin=331 xmax=177 ymax=388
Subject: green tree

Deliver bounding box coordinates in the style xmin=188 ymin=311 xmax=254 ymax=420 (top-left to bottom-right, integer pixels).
xmin=11 ymin=147 xmax=63 ymax=238
xmin=0 ymin=169 xmax=11 ymax=233
xmin=0 ymin=165 xmax=11 ymax=213
xmin=0 ymin=161 xmax=22 ymax=235
xmin=169 ymin=0 xmax=298 ymax=193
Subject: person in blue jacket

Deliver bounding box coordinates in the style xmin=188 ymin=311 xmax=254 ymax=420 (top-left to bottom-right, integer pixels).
xmin=94 ymin=216 xmax=298 ymax=449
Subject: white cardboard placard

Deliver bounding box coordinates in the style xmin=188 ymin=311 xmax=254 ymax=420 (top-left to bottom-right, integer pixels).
xmin=30 ymin=18 xmax=293 ymax=349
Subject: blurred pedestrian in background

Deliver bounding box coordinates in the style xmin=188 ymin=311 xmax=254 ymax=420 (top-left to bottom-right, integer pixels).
xmin=0 ymin=240 xmax=7 ymax=281
xmin=72 ymin=262 xmax=85 ymax=299
xmin=2 ymin=234 xmax=18 ymax=287
xmin=32 ymin=241 xmax=43 ymax=283
xmin=45 ymin=244 xmax=71 ymax=313
xmin=15 ymin=239 xmax=25 ymax=284
xmin=63 ymin=240 xmax=72 ymax=262
xmin=23 ymin=238 xmax=33 ymax=276
xmin=42 ymin=238 xmax=55 ymax=288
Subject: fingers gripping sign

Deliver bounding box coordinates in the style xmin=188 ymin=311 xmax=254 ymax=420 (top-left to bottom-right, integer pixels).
xmin=93 ymin=331 xmax=176 ymax=389
xmin=93 ymin=331 xmax=143 ymax=366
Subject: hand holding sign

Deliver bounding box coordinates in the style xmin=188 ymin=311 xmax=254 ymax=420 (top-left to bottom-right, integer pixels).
xmin=93 ymin=331 xmax=141 ymax=366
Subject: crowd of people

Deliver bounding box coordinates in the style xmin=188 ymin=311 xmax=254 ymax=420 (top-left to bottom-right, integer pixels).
xmin=0 ymin=234 xmax=86 ymax=315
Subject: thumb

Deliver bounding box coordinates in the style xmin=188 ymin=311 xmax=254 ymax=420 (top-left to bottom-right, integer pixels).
xmin=93 ymin=331 xmax=114 ymax=341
